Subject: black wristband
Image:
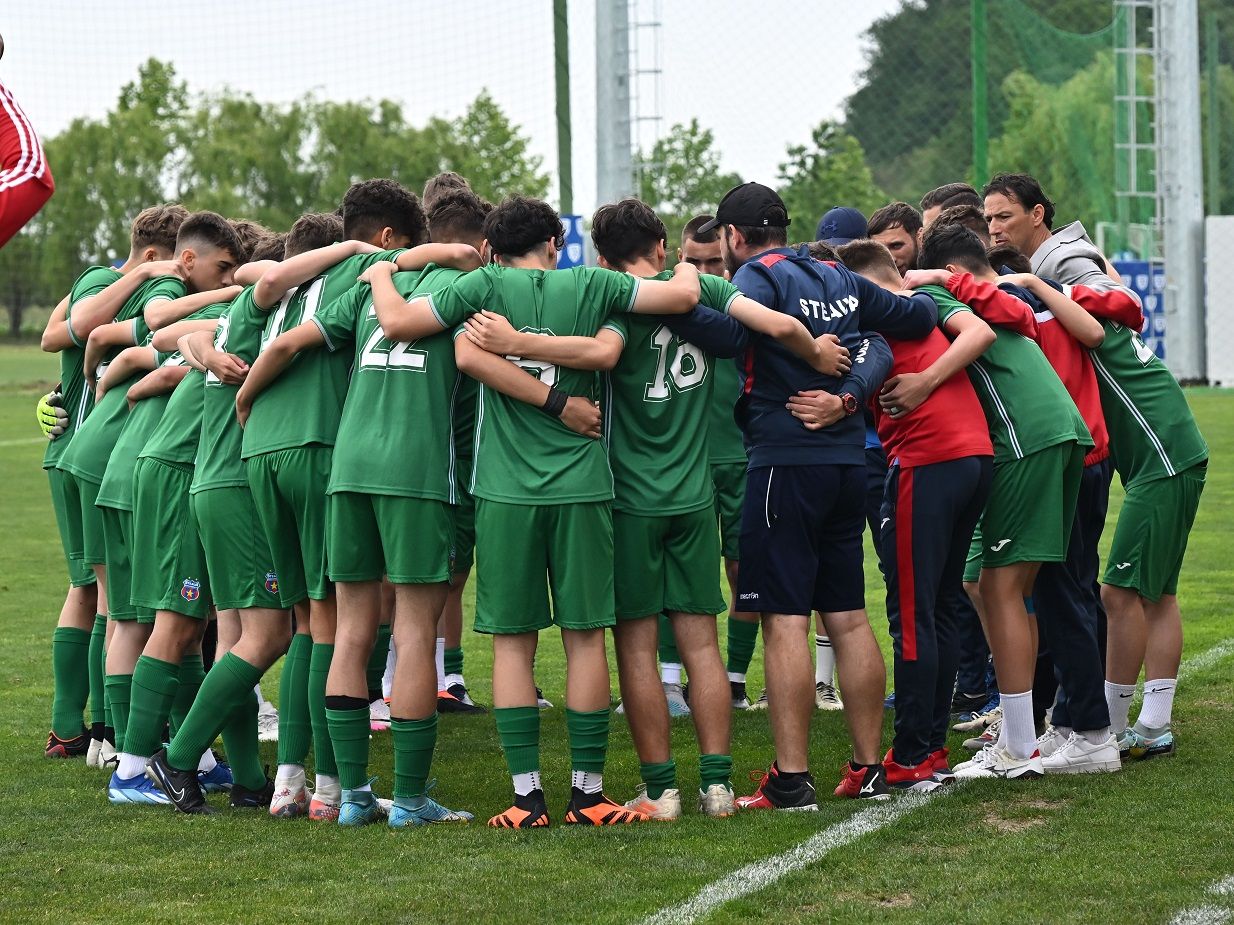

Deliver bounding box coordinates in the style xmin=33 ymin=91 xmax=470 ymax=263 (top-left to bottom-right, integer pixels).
xmin=541 ymin=386 xmax=569 ymax=418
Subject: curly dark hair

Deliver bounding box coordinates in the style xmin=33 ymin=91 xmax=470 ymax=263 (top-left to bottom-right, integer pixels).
xmin=342 ymin=178 xmax=427 ymax=245
xmin=590 ymin=199 xmax=666 ymax=269
xmin=131 ymin=204 xmax=188 ymax=255
xmin=284 ymin=212 xmax=343 ymax=258
xmin=228 ymin=219 xmax=273 ymax=263
xmin=176 ymin=211 xmax=245 ymax=263
xmin=483 ymin=196 xmax=563 ymax=260
xmin=250 ymin=232 xmax=288 ymax=263
xmin=427 ymin=189 xmax=491 ymax=245
xmin=422 ymin=172 xmax=472 ymax=213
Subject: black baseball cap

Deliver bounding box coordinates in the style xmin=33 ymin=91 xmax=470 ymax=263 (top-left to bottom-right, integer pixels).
xmin=697 ymin=183 xmax=791 ymax=235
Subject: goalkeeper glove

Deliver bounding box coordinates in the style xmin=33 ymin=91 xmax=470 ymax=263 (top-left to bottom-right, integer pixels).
xmin=37 ymin=388 xmax=69 ymax=440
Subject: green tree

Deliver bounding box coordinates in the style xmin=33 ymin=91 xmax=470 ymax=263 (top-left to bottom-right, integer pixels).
xmin=776 ymin=121 xmax=885 ymax=232
xmin=635 ymin=119 xmax=742 ymax=236
xmin=429 ymin=91 xmax=549 ymax=204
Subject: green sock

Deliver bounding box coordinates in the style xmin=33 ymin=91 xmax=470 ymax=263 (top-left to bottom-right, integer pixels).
xmin=443 ymin=646 xmax=464 ymax=678
xmin=566 ymin=707 xmax=610 ymax=775
xmin=640 ymin=759 xmax=677 ymax=800
xmin=165 ymin=653 xmax=262 ymax=777
xmin=50 ymin=627 xmax=91 ymax=738
xmin=88 ymin=614 xmax=107 ymax=725
xmin=494 ymin=706 xmax=540 ymax=776
xmin=657 ymin=613 xmax=681 ymax=666
xmin=366 ymin=624 xmax=392 ymax=700
xmin=169 ymin=655 xmax=204 ymax=739
xmin=220 ymin=689 xmax=265 ymax=791
xmin=124 ymin=655 xmax=180 ymax=758
xmin=276 ymin=634 xmax=313 ymax=766
xmin=104 ymin=674 xmax=134 ymax=752
xmin=699 ymin=753 xmax=734 ymax=791
xmin=308 ymin=643 xmax=337 ymax=776
xmin=325 ymin=703 xmax=370 ymax=791
xmin=391 ymin=713 xmax=439 ymax=799
xmin=726 ymin=617 xmax=760 ymax=677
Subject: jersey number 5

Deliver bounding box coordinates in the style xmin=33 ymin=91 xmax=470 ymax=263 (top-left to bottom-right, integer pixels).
xmin=645 ymin=324 xmax=707 ymax=401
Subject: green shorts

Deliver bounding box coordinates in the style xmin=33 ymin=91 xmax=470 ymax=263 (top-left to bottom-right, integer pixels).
xmin=47 ymin=467 xmax=95 ymax=587
xmin=981 ymin=441 xmax=1085 ymax=569
xmin=69 ymin=471 xmax=107 ymax=568
xmin=130 ymin=457 xmax=210 ymax=619
xmin=614 ymin=507 xmax=726 ymax=619
xmin=327 ymin=491 xmax=454 ymax=585
xmin=711 ymin=462 xmax=746 ymax=562
xmin=194 ymin=487 xmax=287 ymax=610
xmin=1104 ymin=463 xmax=1206 ymax=601
xmin=452 ymin=483 xmax=475 ymax=575
xmin=100 ymin=505 xmax=153 ymax=623
xmin=473 ymin=498 xmax=614 ymax=635
xmin=246 ymin=446 xmax=332 ymax=603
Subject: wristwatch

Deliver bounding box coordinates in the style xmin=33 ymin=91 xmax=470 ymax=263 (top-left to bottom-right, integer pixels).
xmin=839 ymin=392 xmax=858 ymax=417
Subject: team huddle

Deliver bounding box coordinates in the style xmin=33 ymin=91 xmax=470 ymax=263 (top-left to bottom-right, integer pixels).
xmin=35 ymin=166 xmax=1207 ymax=826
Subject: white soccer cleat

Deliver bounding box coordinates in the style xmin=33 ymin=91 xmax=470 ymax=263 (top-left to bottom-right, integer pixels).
xmin=1041 ymin=732 xmax=1122 ymax=775
xmin=663 ymin=682 xmax=691 ymax=718
xmin=815 ymin=682 xmax=843 ymax=711
xmin=270 ymin=766 xmax=309 ymax=818
xmin=954 ymin=745 xmax=1043 ymax=781
xmin=86 ymin=738 xmax=103 ymax=769
xmin=624 ymin=785 xmax=682 ymax=821
xmin=369 ymin=698 xmax=391 ymax=732
xmin=748 ymin=689 xmax=770 ymax=711
xmin=698 ymin=784 xmax=736 ymax=818
xmin=257 ymin=706 xmax=279 ymax=743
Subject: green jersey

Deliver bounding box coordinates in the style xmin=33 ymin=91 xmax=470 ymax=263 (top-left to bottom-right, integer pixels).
xmin=604 ymin=271 xmax=739 ymax=513
xmin=97 ymin=354 xmax=185 ymax=511
xmin=1090 ymin=320 xmax=1208 ymax=488
xmin=925 ymin=285 xmax=1091 ymax=463
xmin=709 ymin=359 xmax=748 ymax=465
xmin=58 ymin=366 xmax=149 ymax=485
xmin=429 ymin=264 xmax=640 ymax=505
xmin=242 ymin=250 xmax=404 ymax=459
xmin=44 ymin=266 xmax=121 ymax=471
xmin=452 ymin=375 xmax=479 ymax=495
xmin=192 ymin=288 xmax=267 ymax=493
xmin=313 ymin=265 xmax=466 ymax=501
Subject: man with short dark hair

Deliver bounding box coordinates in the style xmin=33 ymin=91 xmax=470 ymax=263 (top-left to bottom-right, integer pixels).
xmin=920 ymin=183 xmax=980 ymax=228
xmin=867 ymin=202 xmax=922 ymax=275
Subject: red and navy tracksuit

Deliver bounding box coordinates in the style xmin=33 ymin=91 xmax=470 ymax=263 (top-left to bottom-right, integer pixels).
xmin=872 ymin=327 xmax=993 ymax=768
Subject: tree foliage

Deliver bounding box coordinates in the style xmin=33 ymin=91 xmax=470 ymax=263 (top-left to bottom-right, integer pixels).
xmin=776 ymin=121 xmax=885 ymax=231
xmin=635 ymin=119 xmax=742 ymax=238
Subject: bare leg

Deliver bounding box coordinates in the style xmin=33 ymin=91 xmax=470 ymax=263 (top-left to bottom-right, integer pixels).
xmin=613 ymin=615 xmax=670 ymax=763
xmin=820 ymin=609 xmax=885 ymax=766
xmin=327 ymin=581 xmax=381 ymax=699
xmin=1143 ymin=594 xmax=1184 ymax=681
xmin=493 ymin=632 xmax=538 ymax=708
xmin=561 ymin=628 xmax=610 ymax=712
xmin=672 ymin=612 xmax=730 ymax=757
xmin=390 ymin=583 xmax=449 ymax=719
xmin=1102 ymin=584 xmax=1146 ymax=685
xmin=762 ymin=612 xmax=812 ymax=772
xmin=57 ymin=584 xmax=98 ymax=631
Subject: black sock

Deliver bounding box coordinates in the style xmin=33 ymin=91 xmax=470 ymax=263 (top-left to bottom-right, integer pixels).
xmin=367 ymin=688 xmax=383 ymax=704
xmin=103 ymin=725 xmax=116 ymax=746
xmin=773 ymin=761 xmax=808 ymax=782
xmin=90 ymin=720 xmax=105 ymax=740
xmin=324 ymin=695 xmax=368 ymax=711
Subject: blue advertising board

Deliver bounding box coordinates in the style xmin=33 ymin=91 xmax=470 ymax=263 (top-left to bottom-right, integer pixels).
xmin=1112 ymin=259 xmax=1166 ymax=360
xmin=557 ymin=214 xmax=586 ymax=268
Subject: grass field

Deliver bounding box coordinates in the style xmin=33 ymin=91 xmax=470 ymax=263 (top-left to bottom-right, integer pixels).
xmin=1 ymin=343 xmax=1231 ymax=925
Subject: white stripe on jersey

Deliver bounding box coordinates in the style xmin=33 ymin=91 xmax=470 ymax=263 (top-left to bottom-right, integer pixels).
xmin=970 ymin=360 xmax=1023 ymax=459
xmin=1090 ymin=351 xmax=1175 ymax=476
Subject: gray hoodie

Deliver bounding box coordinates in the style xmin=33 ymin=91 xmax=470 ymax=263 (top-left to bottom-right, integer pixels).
xmin=1029 ymin=220 xmax=1141 ymax=305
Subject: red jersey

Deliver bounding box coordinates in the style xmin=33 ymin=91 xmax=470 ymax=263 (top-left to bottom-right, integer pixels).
xmin=871 ymin=326 xmax=993 ymax=468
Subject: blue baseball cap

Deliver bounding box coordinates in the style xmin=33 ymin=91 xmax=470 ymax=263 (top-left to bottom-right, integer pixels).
xmin=816 ymin=207 xmax=867 ymax=246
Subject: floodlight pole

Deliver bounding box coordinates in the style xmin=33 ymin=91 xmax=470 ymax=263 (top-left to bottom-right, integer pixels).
xmin=554 ymin=0 xmax=573 ymax=214
xmin=596 ymin=0 xmax=634 ymax=206
xmin=970 ymin=0 xmax=988 ymax=188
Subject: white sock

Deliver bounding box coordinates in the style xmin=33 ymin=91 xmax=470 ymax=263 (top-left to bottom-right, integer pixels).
xmin=512 ymin=770 xmax=541 ymax=796
xmin=275 ymin=763 xmax=303 ymax=784
xmin=1104 ymin=680 xmax=1138 ymax=734
xmin=815 ymin=634 xmax=836 ymax=686
xmin=117 ymin=752 xmax=146 ymax=779
xmin=1137 ymin=678 xmax=1177 ymax=731
xmin=571 ymin=769 xmax=603 ymax=794
xmin=351 ymin=781 xmax=372 ymax=794
xmin=1053 ymin=725 xmax=1073 ymax=739
xmin=661 ymin=663 xmax=683 ymax=685
xmin=1080 ymin=726 xmax=1111 ymax=745
xmin=434 ymin=637 xmax=446 ymax=691
xmin=314 ymin=773 xmax=341 ymax=801
xmin=253 ymin=682 xmax=270 ymax=709
xmin=1000 ymin=690 xmax=1037 ymax=759
xmin=382 ymin=640 xmax=396 ymax=700
xmin=444 ymin=672 xmax=465 ymax=690
xmin=727 ymin=671 xmax=746 ymax=684
xmin=197 ymin=749 xmax=217 ymax=773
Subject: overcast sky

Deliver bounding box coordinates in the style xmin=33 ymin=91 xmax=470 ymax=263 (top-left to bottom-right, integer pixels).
xmin=3 ymin=0 xmax=903 ymax=214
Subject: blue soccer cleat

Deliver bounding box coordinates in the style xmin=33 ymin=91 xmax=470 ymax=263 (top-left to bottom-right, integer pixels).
xmin=388 ymin=783 xmax=473 ymax=828
xmin=198 ymin=759 xmax=234 ymax=793
xmin=108 ymin=770 xmax=171 ymax=806
xmin=339 ymin=782 xmax=384 ymax=827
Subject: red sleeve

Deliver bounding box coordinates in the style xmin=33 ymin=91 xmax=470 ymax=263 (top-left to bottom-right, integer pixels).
xmin=944 ymin=272 xmax=1039 ymax=341
xmin=1066 ymin=284 xmax=1144 ymax=331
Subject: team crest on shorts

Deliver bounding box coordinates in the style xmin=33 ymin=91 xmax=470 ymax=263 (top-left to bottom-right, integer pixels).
xmin=264 ymin=572 xmax=279 ymax=594
xmin=181 ymin=578 xmax=201 ymax=602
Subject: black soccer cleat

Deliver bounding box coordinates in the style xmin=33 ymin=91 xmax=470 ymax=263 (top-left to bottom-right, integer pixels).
xmin=146 ymin=748 xmax=214 ymax=815
xmin=437 ymin=683 xmax=487 ymax=714
xmin=736 ymin=764 xmax=819 ymax=811
xmin=230 ymin=774 xmax=276 ymax=809
xmin=45 ymin=728 xmax=90 ymax=758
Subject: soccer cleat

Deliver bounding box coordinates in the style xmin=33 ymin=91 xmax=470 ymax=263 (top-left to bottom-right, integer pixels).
xmin=1035 ymin=725 xmax=1069 ymax=759
xmin=1119 ymin=726 xmax=1176 ymax=761
xmin=954 ymin=746 xmax=1043 ymax=780
xmin=108 ymin=770 xmax=172 ymax=805
xmin=951 ymin=689 xmax=991 ymax=717
xmin=882 ymin=750 xmax=942 ymax=793
xmin=257 ymin=706 xmax=279 ymax=743
xmin=45 ymin=728 xmax=90 ymax=758
xmin=834 ymin=761 xmax=892 ymax=800
xmin=963 ymin=718 xmax=1001 ymax=752
xmin=624 ymin=785 xmax=682 ymax=821
xmin=815 ymin=682 xmax=843 ymax=711
xmin=86 ymin=737 xmax=103 ymax=768
xmin=146 ymin=748 xmax=213 ymax=814
xmin=270 ymin=767 xmax=310 ymax=819
xmin=1041 ymin=732 xmax=1122 ymax=775
xmin=535 ymin=687 xmax=554 ymax=710
xmin=698 ymin=783 xmax=736 ymax=818
xmin=198 ymin=757 xmax=234 ymax=793
xmin=308 ymin=784 xmax=341 ymax=822
xmin=447 ymin=682 xmax=487 ymax=712
xmin=748 ymin=689 xmax=770 ymax=711
xmin=230 ymin=776 xmax=275 ymax=809
xmin=100 ymin=739 xmax=118 ymax=770
xmin=488 ymin=789 xmax=550 ymax=828
xmin=730 ymin=680 xmax=751 ymax=710
xmin=389 ymin=795 xmax=474 ymax=828
xmin=563 ymin=790 xmax=650 ymax=825
xmin=664 ymin=682 xmax=691 ymax=718
xmin=929 ymin=748 xmax=957 ymax=785
xmin=437 ymin=684 xmax=486 ymax=715
xmin=883 ymin=691 xmax=896 ymax=710
xmin=736 ymin=765 xmax=818 ymax=811
xmin=369 ymin=698 xmax=391 ymax=731
xmin=953 ymin=696 xmax=1001 ymax=732
xmin=339 ymin=785 xmax=384 ymax=827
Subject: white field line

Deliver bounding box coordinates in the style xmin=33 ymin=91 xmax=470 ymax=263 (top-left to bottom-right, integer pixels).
xmin=0 ymin=436 xmax=44 ymax=448
xmin=1210 ymin=877 xmax=1234 ymax=898
xmin=648 ymin=638 xmax=1234 ymax=925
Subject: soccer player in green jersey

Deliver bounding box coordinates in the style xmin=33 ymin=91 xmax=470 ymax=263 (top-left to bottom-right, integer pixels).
xmin=231 ymin=197 xmax=485 ymax=827
xmin=908 ymin=223 xmax=1093 ymax=781
xmin=40 ymin=205 xmax=187 ymax=760
xmin=363 ymin=195 xmax=701 ymax=826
